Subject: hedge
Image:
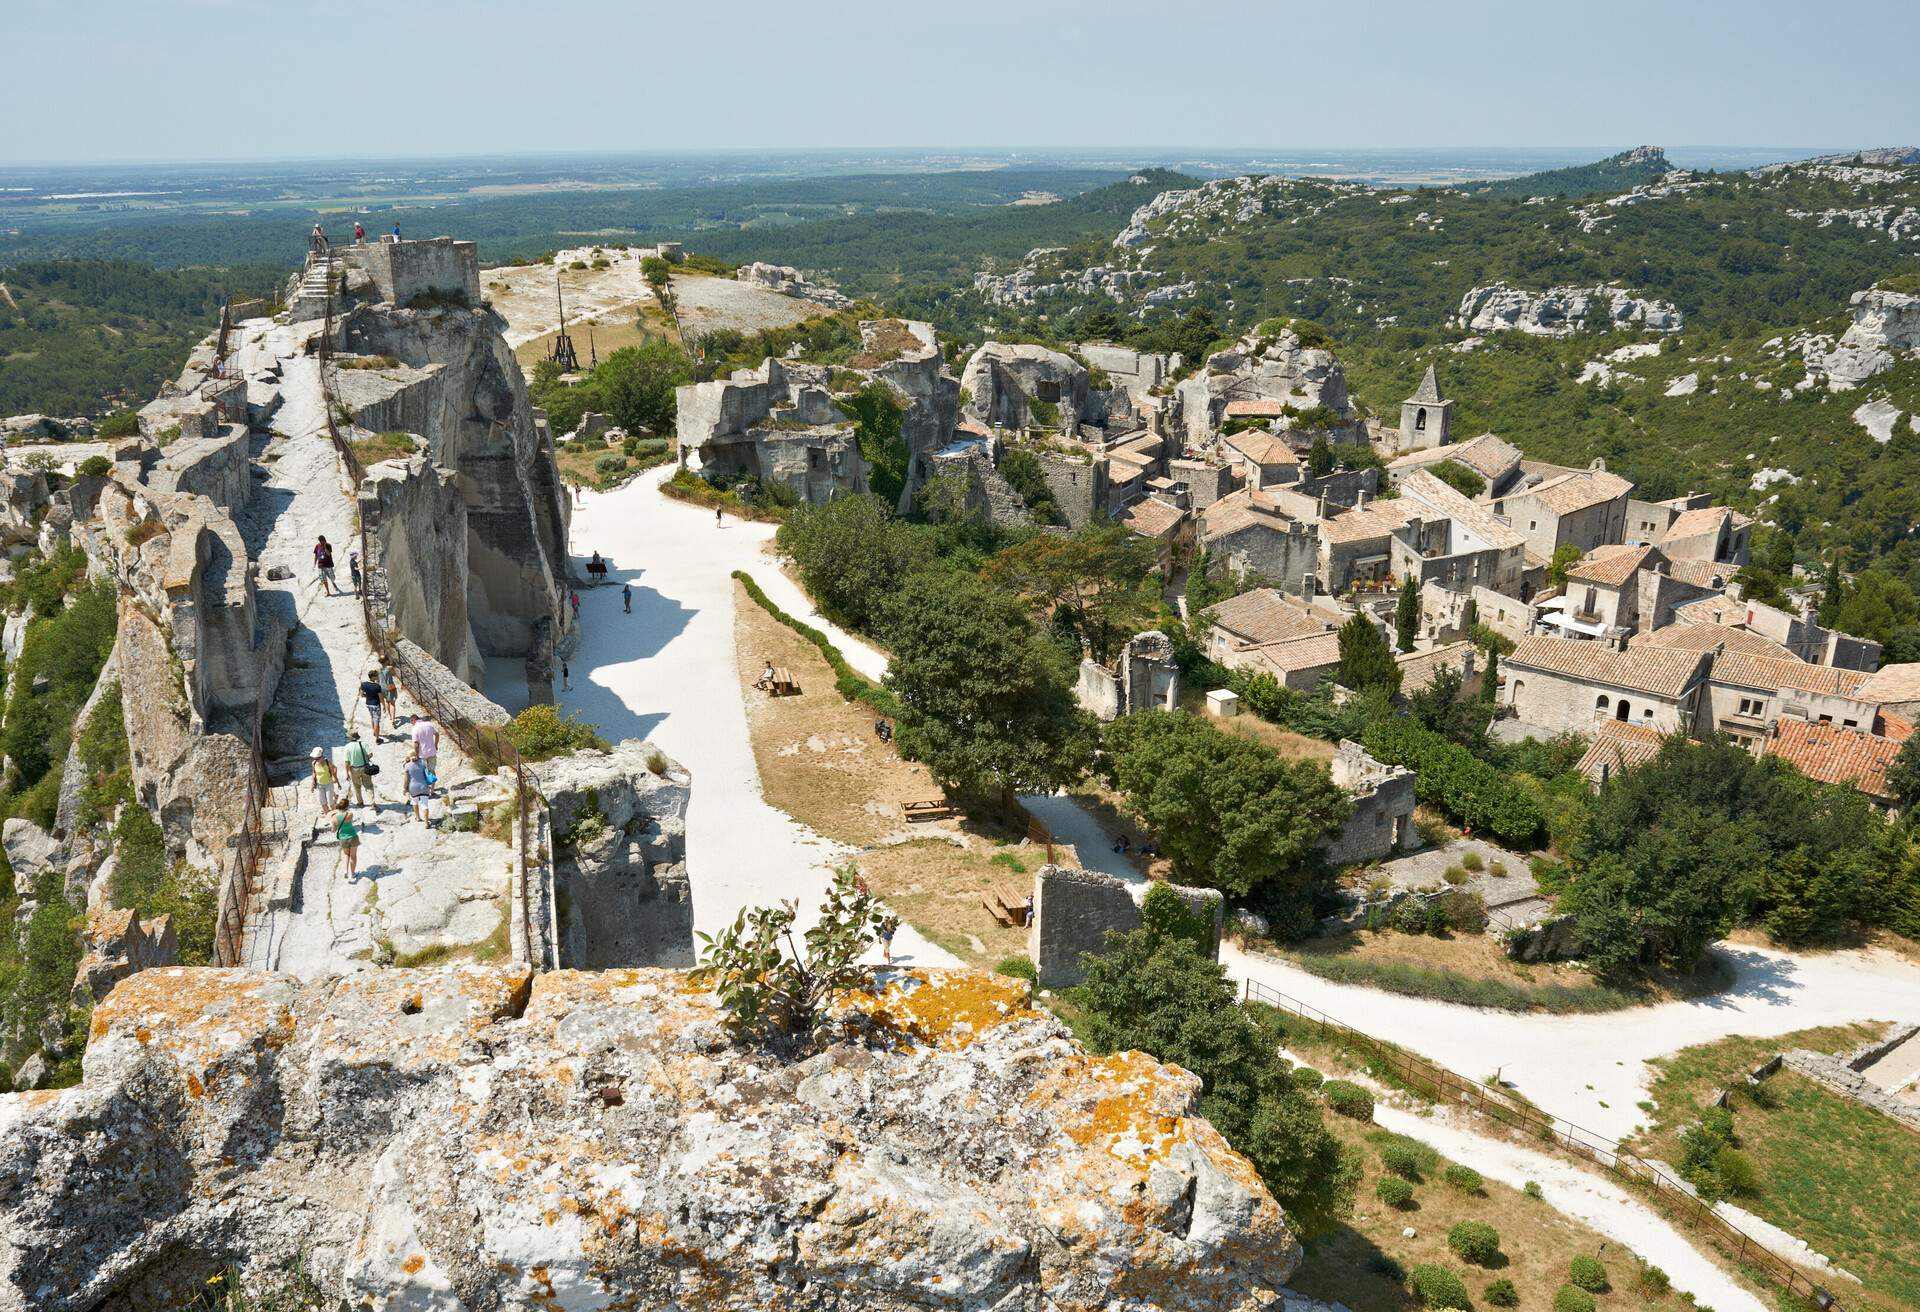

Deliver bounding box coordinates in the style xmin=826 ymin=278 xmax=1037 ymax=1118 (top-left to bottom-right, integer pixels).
xmin=1322 ymin=1079 xmax=1374 ymax=1120
xmin=732 ymin=570 xmax=900 ymax=719
xmin=1567 ymin=1255 xmax=1608 ymax=1292
xmin=1361 ymin=716 xmax=1544 ymax=847
xmin=1553 ymin=1286 xmax=1596 ymax=1312
xmin=1375 ymin=1176 xmax=1415 ymax=1208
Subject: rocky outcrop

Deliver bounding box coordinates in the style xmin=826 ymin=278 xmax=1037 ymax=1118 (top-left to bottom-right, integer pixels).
xmin=735 ymin=262 xmax=853 ymax=310
xmin=68 ymin=906 xmax=177 ymax=1011
xmin=533 ymin=740 xmax=694 ymax=969
xmin=361 ymin=455 xmax=479 ymax=684
xmin=1454 ymin=282 xmax=1682 ymax=335
xmin=0 ymin=965 xmax=1297 ymax=1311
xmin=0 ymin=414 xmax=93 ymax=443
xmin=1174 ymin=327 xmax=1356 ymax=444
xmin=1804 ymin=287 xmax=1920 ymax=389
xmin=959 ymin=341 xmax=1093 ymax=431
xmin=863 ymin=319 xmax=960 ymax=512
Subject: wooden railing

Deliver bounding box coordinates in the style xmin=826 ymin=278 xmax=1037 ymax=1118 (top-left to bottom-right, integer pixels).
xmin=1240 ymin=975 xmax=1840 ymax=1309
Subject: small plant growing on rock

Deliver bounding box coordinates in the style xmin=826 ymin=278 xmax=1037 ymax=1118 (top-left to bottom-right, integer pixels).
xmin=1461 ymin=851 xmax=1483 ymax=873
xmin=692 ymin=867 xmax=887 ymax=1049
xmin=1375 ymin=1175 xmax=1415 ymax=1208
xmin=1567 ymin=1254 xmax=1608 ymax=1292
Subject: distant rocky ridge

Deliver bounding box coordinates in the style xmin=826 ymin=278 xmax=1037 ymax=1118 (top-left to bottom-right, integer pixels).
xmin=0 ymin=965 xmax=1299 ymax=1311
xmin=735 ymin=261 xmax=854 ymax=310
xmin=1454 ymin=282 xmax=1683 ymax=336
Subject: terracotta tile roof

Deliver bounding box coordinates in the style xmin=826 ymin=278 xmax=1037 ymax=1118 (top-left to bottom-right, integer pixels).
xmin=955 ymin=417 xmax=993 ymax=438
xmin=1388 ymin=432 xmax=1520 ymax=483
xmin=1395 ymin=470 xmax=1526 ymax=550
xmin=1120 ymin=497 xmax=1185 ymax=539
xmin=1670 ymin=596 xmax=1745 ymax=628
xmin=1397 ymin=641 xmax=1475 ymax=694
xmin=1631 ymin=624 xmax=1798 ymax=661
xmin=1199 ymin=488 xmax=1297 ymax=542
xmin=1516 ymin=469 xmax=1633 ymax=516
xmin=1567 ymin=544 xmax=1655 ymax=588
xmin=1224 ymin=398 xmax=1290 ymax=418
xmin=1107 ymin=447 xmax=1155 ymax=474
xmin=1318 ymin=501 xmax=1413 ymax=544
xmin=1243 ymin=631 xmax=1343 ymax=677
xmin=1577 ymin=720 xmax=1667 ymax=785
xmin=1762 ymin=719 xmax=1901 ymax=800
xmin=1855 ymin=662 xmax=1920 ymax=705
xmin=1223 ymin=429 xmax=1299 ymax=466
xmin=1663 ymin=558 xmax=1734 ymax=590
xmin=1205 ymin=587 xmax=1328 ymax=646
xmin=1508 ymin=634 xmax=1710 ymax=699
xmin=1710 ymin=652 xmax=1871 ymax=699
xmin=1878 ymin=710 xmax=1916 ymax=743
xmin=1664 ymin=505 xmax=1753 ymax=541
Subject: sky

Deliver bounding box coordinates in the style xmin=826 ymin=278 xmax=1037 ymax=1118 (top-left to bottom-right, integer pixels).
xmin=4 ymin=0 xmax=1916 ymax=163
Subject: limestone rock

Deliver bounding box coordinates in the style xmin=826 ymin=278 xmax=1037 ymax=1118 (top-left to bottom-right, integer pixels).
xmin=959 ymin=341 xmax=1092 ymax=431
xmin=1173 ymin=326 xmax=1357 ymax=444
xmin=734 ymin=262 xmax=854 ymax=310
xmin=0 ymin=965 xmax=1298 ymax=1310
xmin=532 ymin=739 xmax=693 ymax=967
xmin=1853 ymin=397 xmax=1904 ymax=442
xmin=1454 ymin=282 xmax=1683 ymax=336
xmin=68 ymin=906 xmax=177 ymax=1010
xmin=3 ymin=818 xmax=61 ymax=895
xmin=1805 ymin=287 xmax=1920 ymax=390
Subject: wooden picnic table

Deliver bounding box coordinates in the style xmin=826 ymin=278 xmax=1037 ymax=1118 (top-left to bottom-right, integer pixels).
xmin=769 ymin=666 xmax=798 ymax=696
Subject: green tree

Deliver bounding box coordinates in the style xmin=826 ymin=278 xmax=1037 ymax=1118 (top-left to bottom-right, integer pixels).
xmin=1337 ymin=613 xmax=1402 ymax=698
xmin=885 ymin=571 xmax=1096 ymax=800
xmin=1427 ymin=459 xmax=1486 ymax=498
xmin=1407 ymin=664 xmax=1490 ymax=746
xmin=997 ymin=446 xmax=1059 ymax=524
xmin=1828 ymin=567 xmax=1920 ymax=646
xmin=594 ymin=340 xmax=690 ymax=436
xmin=841 ymin=382 xmax=910 ymax=508
xmin=1479 ymin=646 xmax=1499 ymax=705
xmin=1888 ymin=735 xmax=1920 ymax=809
xmin=1547 ymin=543 xmax=1584 ymax=590
xmin=1394 ymin=576 xmax=1419 ymax=652
xmin=1078 ymin=927 xmax=1358 ymax=1236
xmin=777 ymin=495 xmax=928 ymax=634
xmin=1104 ymin=711 xmax=1351 ymax=898
xmin=983 ymin=523 xmax=1157 ymax=663
xmin=1306 ymin=437 xmax=1335 ymax=478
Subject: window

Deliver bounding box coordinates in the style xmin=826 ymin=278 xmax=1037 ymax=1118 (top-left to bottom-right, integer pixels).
xmin=1737 ymin=697 xmax=1764 ymax=717
xmin=1596 ymin=694 xmax=1611 ymax=711
xmin=1819 ymin=714 xmax=1833 ymax=723
xmin=1035 ymin=380 xmax=1061 ymax=404
xmin=1415 ymin=407 xmax=1427 ymax=432
xmin=1529 ymin=521 xmax=1537 ymax=531
xmin=1843 ymin=718 xmax=1859 ymax=728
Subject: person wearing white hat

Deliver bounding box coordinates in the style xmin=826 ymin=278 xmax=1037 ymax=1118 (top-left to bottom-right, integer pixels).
xmin=310 ymin=746 xmax=336 ymax=813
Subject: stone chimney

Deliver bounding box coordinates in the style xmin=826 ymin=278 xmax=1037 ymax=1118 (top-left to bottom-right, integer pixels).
xmin=1302 ymin=572 xmax=1318 ymax=605
xmin=1317 ymin=491 xmax=1330 ymax=521
xmin=1355 ymin=488 xmax=1370 ymax=511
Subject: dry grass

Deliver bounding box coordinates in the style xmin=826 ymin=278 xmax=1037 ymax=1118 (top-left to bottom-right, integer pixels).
xmin=1212 ymin=710 xmax=1337 ymax=763
xmin=511 ymin=300 xmax=679 ymax=371
xmin=348 ymin=430 xmax=417 ymax=467
xmin=1294 ymin=1117 xmax=1708 ymax=1312
xmin=845 ymin=318 xmax=920 ymax=369
xmin=1288 ymin=928 xmax=1598 ymax=990
xmin=853 ymin=839 xmax=1041 ymax=968
xmin=733 ymin=579 xmax=938 ymax=846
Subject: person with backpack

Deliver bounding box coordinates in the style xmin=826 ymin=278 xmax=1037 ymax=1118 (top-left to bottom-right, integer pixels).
xmin=378 ymin=662 xmax=399 ymax=724
xmin=343 ymin=731 xmax=373 ymax=806
xmin=878 ymin=914 xmax=900 ymax=966
xmin=313 ymin=536 xmax=337 ymax=596
xmin=360 ymin=669 xmax=385 ymax=738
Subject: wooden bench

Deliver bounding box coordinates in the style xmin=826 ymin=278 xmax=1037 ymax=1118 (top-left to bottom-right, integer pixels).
xmin=902 ymin=799 xmax=956 ymax=822
xmin=768 ymin=666 xmax=798 ymax=697
xmin=981 ymin=885 xmax=1032 ymax=928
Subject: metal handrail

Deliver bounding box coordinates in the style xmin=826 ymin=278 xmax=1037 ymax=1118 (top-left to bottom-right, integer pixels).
xmin=1239 ymin=975 xmax=1837 ymax=1308
xmin=315 ymin=274 xmax=542 ymax=969
xmin=213 ymin=721 xmax=268 ymax=966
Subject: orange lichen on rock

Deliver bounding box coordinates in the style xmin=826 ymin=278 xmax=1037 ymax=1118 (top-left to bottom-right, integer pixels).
xmin=1030 ymin=1050 xmax=1193 ymax=1170
xmin=87 ymin=967 xmax=299 ymax=1078
xmin=837 ymin=968 xmax=1044 ymax=1050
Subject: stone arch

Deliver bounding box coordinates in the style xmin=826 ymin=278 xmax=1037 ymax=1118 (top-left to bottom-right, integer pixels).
xmin=1596 ymin=694 xmax=1610 ymax=712
xmin=1414 ymin=407 xmax=1428 ymax=432
xmin=1616 ymin=701 xmax=1631 ymax=721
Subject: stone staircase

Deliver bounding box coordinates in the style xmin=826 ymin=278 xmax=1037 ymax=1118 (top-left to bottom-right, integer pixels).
xmin=285 ymin=251 xmax=340 ymax=323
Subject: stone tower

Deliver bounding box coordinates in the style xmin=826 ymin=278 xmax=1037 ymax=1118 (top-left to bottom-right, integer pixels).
xmin=1399 ymin=364 xmax=1453 ymax=452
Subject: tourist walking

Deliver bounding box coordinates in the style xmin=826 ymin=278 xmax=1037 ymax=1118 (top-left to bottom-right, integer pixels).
xmin=561 ymin=660 xmax=572 ymax=692
xmin=715 ymin=506 xmax=723 ymax=527
xmin=411 ymin=714 xmax=439 ymax=779
xmin=348 ymin=549 xmax=362 ymax=596
xmin=359 ymin=669 xmax=385 ymax=737
xmin=622 ymin=582 xmax=631 ymax=614
xmin=569 ymin=589 xmax=580 ymax=625
xmin=310 ymin=222 xmax=328 ymax=254
xmin=343 ymin=731 xmax=373 ymax=806
xmin=404 ymin=748 xmax=432 ymax=824
xmin=353 ymin=221 xmax=365 ymax=245
xmin=378 ymin=662 xmax=399 ymax=723
xmin=334 ymin=797 xmax=360 ymax=880
xmin=390 ymin=223 xmax=401 ymax=241
xmin=879 ymin=914 xmax=900 ymax=966
xmin=313 ymin=536 xmax=337 ymax=596
xmin=310 ymin=747 xmax=336 ymax=813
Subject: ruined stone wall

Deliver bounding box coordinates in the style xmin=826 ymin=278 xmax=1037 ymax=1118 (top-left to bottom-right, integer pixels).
xmin=1319 ymin=740 xmax=1415 ymax=866
xmin=1033 ymin=449 xmax=1106 ymax=529
xmin=362 ymin=458 xmax=480 ymax=685
xmin=1028 ymin=865 xmax=1222 ymax=987
xmin=146 ymin=425 xmax=251 ymax=514
xmin=348 ymin=236 xmax=482 ymax=309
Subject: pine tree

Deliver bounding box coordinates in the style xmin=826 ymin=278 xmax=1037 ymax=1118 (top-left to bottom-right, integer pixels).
xmin=1337 ymin=613 xmax=1402 ymax=698
xmin=1480 ymin=647 xmax=1499 ymax=704
xmin=1394 ymin=577 xmax=1419 ymax=652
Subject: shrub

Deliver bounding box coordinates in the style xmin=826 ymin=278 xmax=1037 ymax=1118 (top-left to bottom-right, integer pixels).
xmin=1391 ymin=897 xmax=1430 ymax=934
xmin=1553 ymin=1285 xmax=1596 ymax=1312
xmin=1379 ymin=1142 xmax=1424 ymax=1180
xmin=1489 ymin=860 xmax=1508 ymax=877
xmin=593 ymin=453 xmax=629 ymax=476
xmin=1447 ymin=1220 xmax=1501 ymax=1266
xmin=1289 ymin=1066 xmax=1324 ymax=1090
xmin=76 ymin=455 xmax=113 ymax=478
xmin=1460 ymin=851 xmax=1484 ymax=872
xmin=1523 ymin=1181 xmax=1543 ymax=1199
xmin=1322 ymin=1079 xmax=1373 ymax=1120
xmin=1375 ymin=1176 xmax=1415 ymax=1208
xmin=503 ymin=704 xmax=610 ymax=761
xmin=1443 ymin=863 xmax=1469 ymax=885
xmin=96 ymin=409 xmax=140 ymax=438
xmin=1407 ymin=1263 xmax=1472 ymax=1309
xmin=1639 ymin=1264 xmax=1671 ymax=1297
xmin=1713 ymin=1146 xmax=1760 ymax=1196
xmin=1485 ymin=1278 xmax=1519 ymax=1307
xmin=1363 ymin=718 xmax=1544 ymax=847
xmin=1443 ymin=1163 xmax=1483 ymax=1193
xmin=994 ymin=955 xmax=1036 ymax=980
xmin=1567 ymin=1255 xmax=1608 ymax=1292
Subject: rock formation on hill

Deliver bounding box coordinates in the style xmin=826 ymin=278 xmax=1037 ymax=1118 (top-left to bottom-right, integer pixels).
xmin=1453 ymin=281 xmax=1683 ymax=335
xmin=0 ymin=965 xmax=1299 ymax=1311
xmin=1174 ymin=326 xmax=1359 ymax=444
xmin=734 ymin=261 xmax=854 ymax=310
xmin=1804 ymin=285 xmax=1920 ymax=389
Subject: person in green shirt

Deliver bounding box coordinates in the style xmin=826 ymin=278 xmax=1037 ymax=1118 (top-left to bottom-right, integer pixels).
xmin=334 ymin=797 xmax=360 ymax=881
xmin=344 ymin=731 xmax=372 ymax=806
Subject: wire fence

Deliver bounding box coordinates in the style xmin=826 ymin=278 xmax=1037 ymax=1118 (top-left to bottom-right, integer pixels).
xmin=315 ymin=266 xmax=544 ymax=967
xmin=1239 ymin=975 xmax=1839 ymax=1309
